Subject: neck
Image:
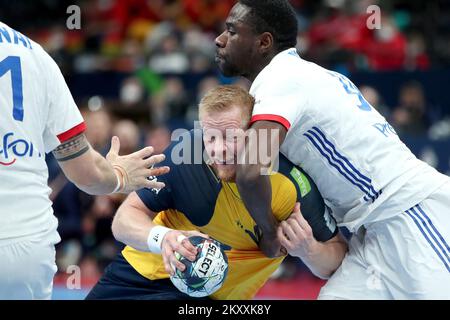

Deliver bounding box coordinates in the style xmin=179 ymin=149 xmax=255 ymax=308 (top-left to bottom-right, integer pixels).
xmin=245 ymin=51 xmax=278 ymax=83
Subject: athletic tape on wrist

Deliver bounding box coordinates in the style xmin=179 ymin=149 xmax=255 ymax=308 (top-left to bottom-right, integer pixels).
xmin=147 ymin=225 xmax=172 ymax=253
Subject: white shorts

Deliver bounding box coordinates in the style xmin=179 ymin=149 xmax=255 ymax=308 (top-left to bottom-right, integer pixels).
xmin=0 ymin=232 xmax=59 ymax=300
xmin=319 ymin=181 xmax=450 ymax=300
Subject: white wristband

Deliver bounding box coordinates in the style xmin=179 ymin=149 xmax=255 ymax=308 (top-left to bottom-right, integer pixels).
xmin=147 ymin=225 xmax=172 ymax=254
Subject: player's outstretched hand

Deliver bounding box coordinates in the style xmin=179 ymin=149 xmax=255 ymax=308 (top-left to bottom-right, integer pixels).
xmin=106 ymin=136 xmax=170 ymax=193
xmin=278 ymin=202 xmax=319 ymax=259
xmin=161 ymin=230 xmax=210 ymax=276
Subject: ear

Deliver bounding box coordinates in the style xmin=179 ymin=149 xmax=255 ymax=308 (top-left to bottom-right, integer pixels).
xmin=258 ymin=32 xmax=274 ymax=53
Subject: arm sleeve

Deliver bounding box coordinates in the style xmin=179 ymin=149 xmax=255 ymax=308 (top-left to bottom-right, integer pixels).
xmin=294 ymin=168 xmax=338 ymax=242
xmin=278 ymin=155 xmax=338 ymax=242
xmin=249 ymin=75 xmax=307 ymax=131
xmin=42 ymin=51 xmax=85 ymax=153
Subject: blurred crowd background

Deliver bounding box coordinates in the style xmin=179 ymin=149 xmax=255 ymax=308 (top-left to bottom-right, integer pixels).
xmin=1 ymin=0 xmax=450 ymax=298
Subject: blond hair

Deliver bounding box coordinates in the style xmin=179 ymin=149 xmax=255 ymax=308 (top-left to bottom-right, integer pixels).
xmin=198 ymin=85 xmax=255 ymax=125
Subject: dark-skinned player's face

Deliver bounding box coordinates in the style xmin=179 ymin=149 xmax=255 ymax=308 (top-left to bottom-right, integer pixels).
xmin=215 ymin=3 xmax=258 ymax=77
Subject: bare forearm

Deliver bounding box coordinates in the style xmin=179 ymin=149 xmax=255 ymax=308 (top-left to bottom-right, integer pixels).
xmin=236 ymin=120 xmax=286 ymax=234
xmin=299 ymin=240 xmax=347 ymax=279
xmin=55 ymin=134 xmax=117 ymax=195
xmin=112 ymin=205 xmax=155 ymax=252
xmin=236 ymin=121 xmax=287 ymax=257
xmin=236 ymin=166 xmax=278 ymax=234
xmin=57 ymin=133 xmax=169 ymax=196
xmin=72 ymin=149 xmax=117 ymax=195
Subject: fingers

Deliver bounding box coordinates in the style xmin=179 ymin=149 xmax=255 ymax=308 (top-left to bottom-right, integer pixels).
xmin=287 ymin=215 xmax=304 ymax=233
xmin=279 ymin=214 xmax=308 ymax=249
xmin=148 ymin=166 xmax=170 ymax=177
xmin=144 ymin=179 xmax=166 ymax=190
xmin=280 ymin=220 xmax=298 ymax=243
xmin=144 ymin=154 xmax=166 ymax=168
xmin=162 ymin=246 xmax=175 ymax=275
xmin=106 ymin=136 xmax=120 ymax=159
xmin=162 ymin=232 xmax=201 ymax=276
xmin=293 ymin=202 xmax=301 ymax=214
xmin=166 ymin=232 xmax=197 ymax=260
xmin=169 ymin=253 xmax=186 ymax=274
xmin=162 ymin=246 xmax=185 ymax=276
xmin=290 ymin=211 xmax=313 ymax=236
xmin=177 ymin=238 xmax=198 ymax=257
xmin=134 ymin=146 xmax=154 ymax=159
xmin=277 ymin=225 xmax=291 ymax=249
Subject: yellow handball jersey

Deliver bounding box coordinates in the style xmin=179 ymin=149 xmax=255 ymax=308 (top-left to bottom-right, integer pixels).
xmin=122 ymin=130 xmax=337 ymax=300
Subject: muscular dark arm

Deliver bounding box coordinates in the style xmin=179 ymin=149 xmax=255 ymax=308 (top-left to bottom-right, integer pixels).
xmin=236 ymin=120 xmax=287 ymax=257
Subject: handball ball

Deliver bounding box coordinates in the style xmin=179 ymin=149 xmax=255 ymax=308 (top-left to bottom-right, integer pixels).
xmin=170 ymin=236 xmax=228 ymax=297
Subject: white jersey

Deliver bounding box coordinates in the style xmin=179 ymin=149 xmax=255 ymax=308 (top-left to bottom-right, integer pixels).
xmin=250 ymin=48 xmax=449 ymax=232
xmin=0 ymin=22 xmax=85 ymax=242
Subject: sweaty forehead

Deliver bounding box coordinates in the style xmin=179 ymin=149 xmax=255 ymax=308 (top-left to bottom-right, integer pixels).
xmin=227 ymin=3 xmax=251 ymax=26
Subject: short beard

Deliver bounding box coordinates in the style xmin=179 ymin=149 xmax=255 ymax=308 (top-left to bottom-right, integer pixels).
xmin=213 ymin=164 xmax=236 ymax=182
xmin=217 ymin=61 xmax=241 ymax=78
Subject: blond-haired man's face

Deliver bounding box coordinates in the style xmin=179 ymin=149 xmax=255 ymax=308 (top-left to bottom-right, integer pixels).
xmin=201 ymin=105 xmax=248 ymax=182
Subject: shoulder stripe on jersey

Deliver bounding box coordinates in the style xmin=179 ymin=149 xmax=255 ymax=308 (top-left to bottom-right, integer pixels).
xmin=57 ymin=122 xmax=86 ymax=143
xmin=304 ymin=132 xmax=371 ymax=197
xmin=311 ymin=127 xmax=373 ymax=185
xmin=304 ymin=128 xmax=381 ymax=203
xmin=250 ymin=114 xmax=291 ymax=131
xmin=309 ymin=128 xmax=377 ymax=196
xmin=406 ymin=205 xmax=450 ymax=273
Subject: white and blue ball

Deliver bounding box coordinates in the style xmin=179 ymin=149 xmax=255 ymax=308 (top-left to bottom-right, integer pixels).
xmin=170 ymin=236 xmax=228 ymax=297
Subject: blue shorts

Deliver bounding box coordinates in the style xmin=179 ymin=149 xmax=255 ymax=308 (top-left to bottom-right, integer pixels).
xmin=85 ymin=253 xmax=209 ymax=300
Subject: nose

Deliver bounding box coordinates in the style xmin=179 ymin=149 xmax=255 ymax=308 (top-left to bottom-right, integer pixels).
xmin=215 ymin=31 xmax=227 ymax=48
xmin=211 ymin=139 xmax=227 ymax=162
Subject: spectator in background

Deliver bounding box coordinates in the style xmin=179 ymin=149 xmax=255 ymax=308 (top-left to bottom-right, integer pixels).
xmin=111 ymin=119 xmax=141 ymax=155
xmin=306 ymin=0 xmax=409 ymax=71
xmin=147 ymin=23 xmax=190 ymax=74
xmin=145 ymin=125 xmax=172 ymax=154
xmin=150 ymin=77 xmax=190 ymax=128
xmin=391 ymin=81 xmax=432 ymax=136
xmin=182 ymin=0 xmax=235 ymax=31
xmin=197 ymin=76 xmax=220 ymax=99
xmin=82 ymin=108 xmax=113 ymax=151
xmin=120 ymin=77 xmax=146 ymax=106
xmin=185 ymin=76 xmax=220 ymax=123
xmin=359 ymin=15 xmax=407 ymax=71
xmin=405 ymin=32 xmax=430 ymax=71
